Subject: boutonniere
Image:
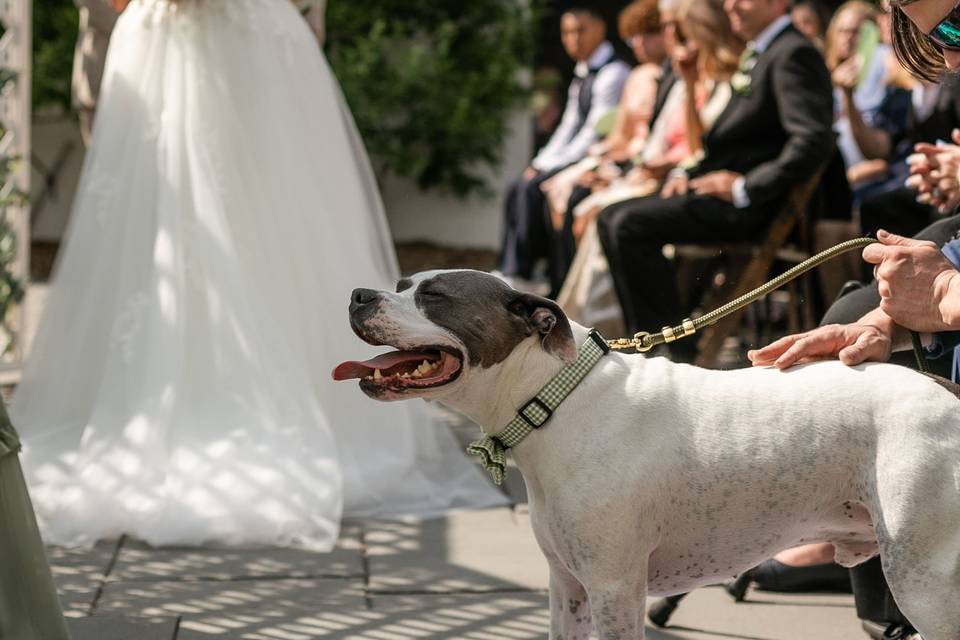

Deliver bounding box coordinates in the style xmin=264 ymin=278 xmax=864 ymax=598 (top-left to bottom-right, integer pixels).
xmin=731 ymin=72 xmax=752 ymax=96
xmin=733 ymin=45 xmax=757 ymax=96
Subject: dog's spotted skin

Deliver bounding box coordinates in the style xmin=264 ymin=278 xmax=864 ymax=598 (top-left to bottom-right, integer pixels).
xmin=345 ymin=269 xmax=960 ymax=640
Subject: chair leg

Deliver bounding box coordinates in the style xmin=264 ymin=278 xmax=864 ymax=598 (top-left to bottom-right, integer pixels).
xmin=787 ymin=279 xmax=801 ymax=335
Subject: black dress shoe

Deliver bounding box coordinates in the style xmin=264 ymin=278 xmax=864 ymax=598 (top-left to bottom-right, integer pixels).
xmin=861 ymin=620 xmax=923 ymax=639
xmin=647 ymin=593 xmax=687 ymax=627
xmin=881 ymin=623 xmax=922 ymax=639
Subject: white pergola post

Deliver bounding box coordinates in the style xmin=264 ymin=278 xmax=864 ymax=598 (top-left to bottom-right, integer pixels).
xmin=0 ymin=0 xmax=31 ymax=373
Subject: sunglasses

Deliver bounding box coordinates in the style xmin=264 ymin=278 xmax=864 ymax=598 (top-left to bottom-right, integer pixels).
xmin=928 ymin=1 xmax=960 ymax=51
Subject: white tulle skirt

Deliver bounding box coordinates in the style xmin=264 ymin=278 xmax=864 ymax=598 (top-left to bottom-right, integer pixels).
xmin=12 ymin=0 xmax=504 ymax=550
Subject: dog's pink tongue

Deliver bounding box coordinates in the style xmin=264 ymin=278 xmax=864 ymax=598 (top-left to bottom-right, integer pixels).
xmin=332 ymin=351 xmax=434 ymax=381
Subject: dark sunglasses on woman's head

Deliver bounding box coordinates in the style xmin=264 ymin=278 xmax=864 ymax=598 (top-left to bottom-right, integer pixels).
xmin=928 ymin=1 xmax=960 ymax=51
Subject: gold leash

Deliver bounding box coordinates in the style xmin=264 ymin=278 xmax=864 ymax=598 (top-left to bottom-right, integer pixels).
xmin=606 ymin=237 xmax=877 ymax=353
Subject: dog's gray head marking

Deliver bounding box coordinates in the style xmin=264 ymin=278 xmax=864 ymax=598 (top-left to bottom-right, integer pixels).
xmin=340 ymin=270 xmax=577 ymax=402
xmin=413 ymin=271 xmax=576 ymax=366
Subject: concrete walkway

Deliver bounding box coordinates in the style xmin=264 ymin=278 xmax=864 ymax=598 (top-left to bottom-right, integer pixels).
xmin=46 ymin=406 xmax=867 ymax=640
xmin=51 ymin=509 xmax=864 ymax=640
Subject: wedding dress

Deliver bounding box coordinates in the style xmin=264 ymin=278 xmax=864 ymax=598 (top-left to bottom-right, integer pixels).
xmin=12 ymin=0 xmax=505 ymax=550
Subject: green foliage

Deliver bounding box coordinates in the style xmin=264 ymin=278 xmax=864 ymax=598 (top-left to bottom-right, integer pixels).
xmin=32 ymin=0 xmax=79 ymax=110
xmin=326 ymin=1 xmax=538 ymax=196
xmin=0 ymin=151 xmax=26 ymax=355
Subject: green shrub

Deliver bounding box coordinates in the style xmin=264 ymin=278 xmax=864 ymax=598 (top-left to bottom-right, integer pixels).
xmin=33 ymin=0 xmax=78 ymax=111
xmin=326 ymin=1 xmax=538 ymax=196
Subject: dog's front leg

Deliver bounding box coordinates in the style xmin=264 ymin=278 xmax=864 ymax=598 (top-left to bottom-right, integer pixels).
xmin=548 ymin=562 xmax=591 ymax=640
xmin=586 ymin=567 xmax=647 ymax=640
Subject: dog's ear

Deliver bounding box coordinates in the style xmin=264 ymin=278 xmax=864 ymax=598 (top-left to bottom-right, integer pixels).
xmin=508 ymin=293 xmax=577 ymax=362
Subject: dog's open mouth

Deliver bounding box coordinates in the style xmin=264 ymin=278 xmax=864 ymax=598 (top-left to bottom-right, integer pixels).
xmin=332 ymin=347 xmax=462 ymax=391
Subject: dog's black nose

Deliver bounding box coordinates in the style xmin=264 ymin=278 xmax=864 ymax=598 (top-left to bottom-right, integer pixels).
xmin=350 ymin=288 xmax=380 ymax=310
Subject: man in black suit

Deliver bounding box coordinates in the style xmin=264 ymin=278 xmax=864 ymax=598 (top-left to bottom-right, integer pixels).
xmin=597 ymin=0 xmax=834 ymax=352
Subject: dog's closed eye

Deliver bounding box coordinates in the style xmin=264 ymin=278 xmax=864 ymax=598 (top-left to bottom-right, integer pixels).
xmin=417 ymin=288 xmax=448 ymax=301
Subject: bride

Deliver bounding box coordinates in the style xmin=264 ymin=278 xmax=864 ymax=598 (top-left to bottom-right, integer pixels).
xmin=12 ymin=0 xmax=505 ymax=550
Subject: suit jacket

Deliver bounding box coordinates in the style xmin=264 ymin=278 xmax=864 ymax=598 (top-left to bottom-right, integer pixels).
xmin=693 ymin=24 xmax=834 ymax=209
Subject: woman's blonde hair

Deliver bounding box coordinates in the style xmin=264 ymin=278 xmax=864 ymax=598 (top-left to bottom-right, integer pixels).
xmin=678 ymin=0 xmax=744 ymax=80
xmin=825 ymin=0 xmax=879 ymax=69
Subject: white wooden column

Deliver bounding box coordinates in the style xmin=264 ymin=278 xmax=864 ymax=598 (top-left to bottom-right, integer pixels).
xmin=0 ymin=0 xmax=31 ymax=372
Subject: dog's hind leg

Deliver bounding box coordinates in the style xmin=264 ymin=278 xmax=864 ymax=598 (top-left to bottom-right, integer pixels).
xmin=875 ymin=528 xmax=960 ymax=640
xmin=871 ymin=458 xmax=960 ymax=640
xmin=548 ymin=562 xmax=592 ymax=640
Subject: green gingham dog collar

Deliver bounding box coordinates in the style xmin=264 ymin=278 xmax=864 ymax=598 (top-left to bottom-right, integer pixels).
xmin=467 ymin=330 xmax=609 ymax=484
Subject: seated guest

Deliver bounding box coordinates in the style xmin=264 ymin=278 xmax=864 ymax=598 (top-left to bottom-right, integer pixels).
xmin=540 ymin=0 xmax=668 ymax=292
xmin=790 ymin=0 xmax=829 ymax=50
xmin=554 ymin=0 xmax=744 ymax=335
xmin=571 ymin=0 xmax=744 ymax=239
xmin=827 ymin=1 xmax=911 ymax=202
xmin=859 ymin=78 xmax=960 ymax=239
xmin=597 ymin=0 xmax=834 ymax=357
xmin=497 ymin=7 xmax=630 ymax=293
xmin=541 ymin=0 xmax=667 ymax=230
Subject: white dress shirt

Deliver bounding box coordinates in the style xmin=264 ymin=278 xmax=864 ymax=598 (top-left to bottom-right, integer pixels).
xmin=532 ymin=42 xmax=631 ymax=173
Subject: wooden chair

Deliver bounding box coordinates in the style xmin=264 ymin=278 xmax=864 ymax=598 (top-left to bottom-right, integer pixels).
xmin=671 ymin=169 xmax=824 ymax=368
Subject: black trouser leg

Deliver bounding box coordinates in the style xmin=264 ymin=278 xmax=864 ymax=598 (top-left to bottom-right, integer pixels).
xmin=498 ymin=170 xmax=557 ymax=279
xmin=548 ymin=185 xmax=592 ymax=297
xmin=597 ymin=193 xmax=768 ymax=335
xmin=858 ymin=187 xmax=937 ymax=239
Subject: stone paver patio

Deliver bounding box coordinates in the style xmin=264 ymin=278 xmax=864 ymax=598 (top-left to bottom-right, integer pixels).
xmin=49 ymin=407 xmax=867 ymax=640
xmin=51 ymin=507 xmax=866 ymax=639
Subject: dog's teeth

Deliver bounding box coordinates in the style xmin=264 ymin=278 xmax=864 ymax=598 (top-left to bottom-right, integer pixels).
xmin=374 ymin=369 xmax=382 ymax=380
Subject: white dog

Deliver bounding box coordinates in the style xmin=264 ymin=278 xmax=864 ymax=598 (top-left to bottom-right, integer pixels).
xmin=333 ymin=269 xmax=960 ymax=640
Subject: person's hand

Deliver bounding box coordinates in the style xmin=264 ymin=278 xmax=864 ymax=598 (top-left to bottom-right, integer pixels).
xmin=906 ymin=129 xmax=960 ymax=213
xmin=660 ymin=173 xmax=689 ymax=198
xmin=846 ymin=158 xmax=888 ymax=187
xmin=572 ymin=206 xmax=601 ymax=241
xmin=673 ymin=44 xmax=699 ymax=84
xmin=110 ymin=0 xmax=131 ymax=10
xmin=747 ymin=322 xmax=894 ymax=369
xmin=689 ymin=170 xmax=741 ymax=203
xmin=523 ymin=166 xmax=540 ymax=181
xmin=863 ymin=229 xmax=960 ymax=332
xmin=577 ymin=170 xmax=599 ymax=188
xmin=831 ymin=56 xmax=860 ymax=95
xmin=640 ymin=158 xmax=675 ymax=181
xmin=549 ymin=207 xmax=565 ymax=232
xmin=596 ymin=161 xmax=622 ymax=182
